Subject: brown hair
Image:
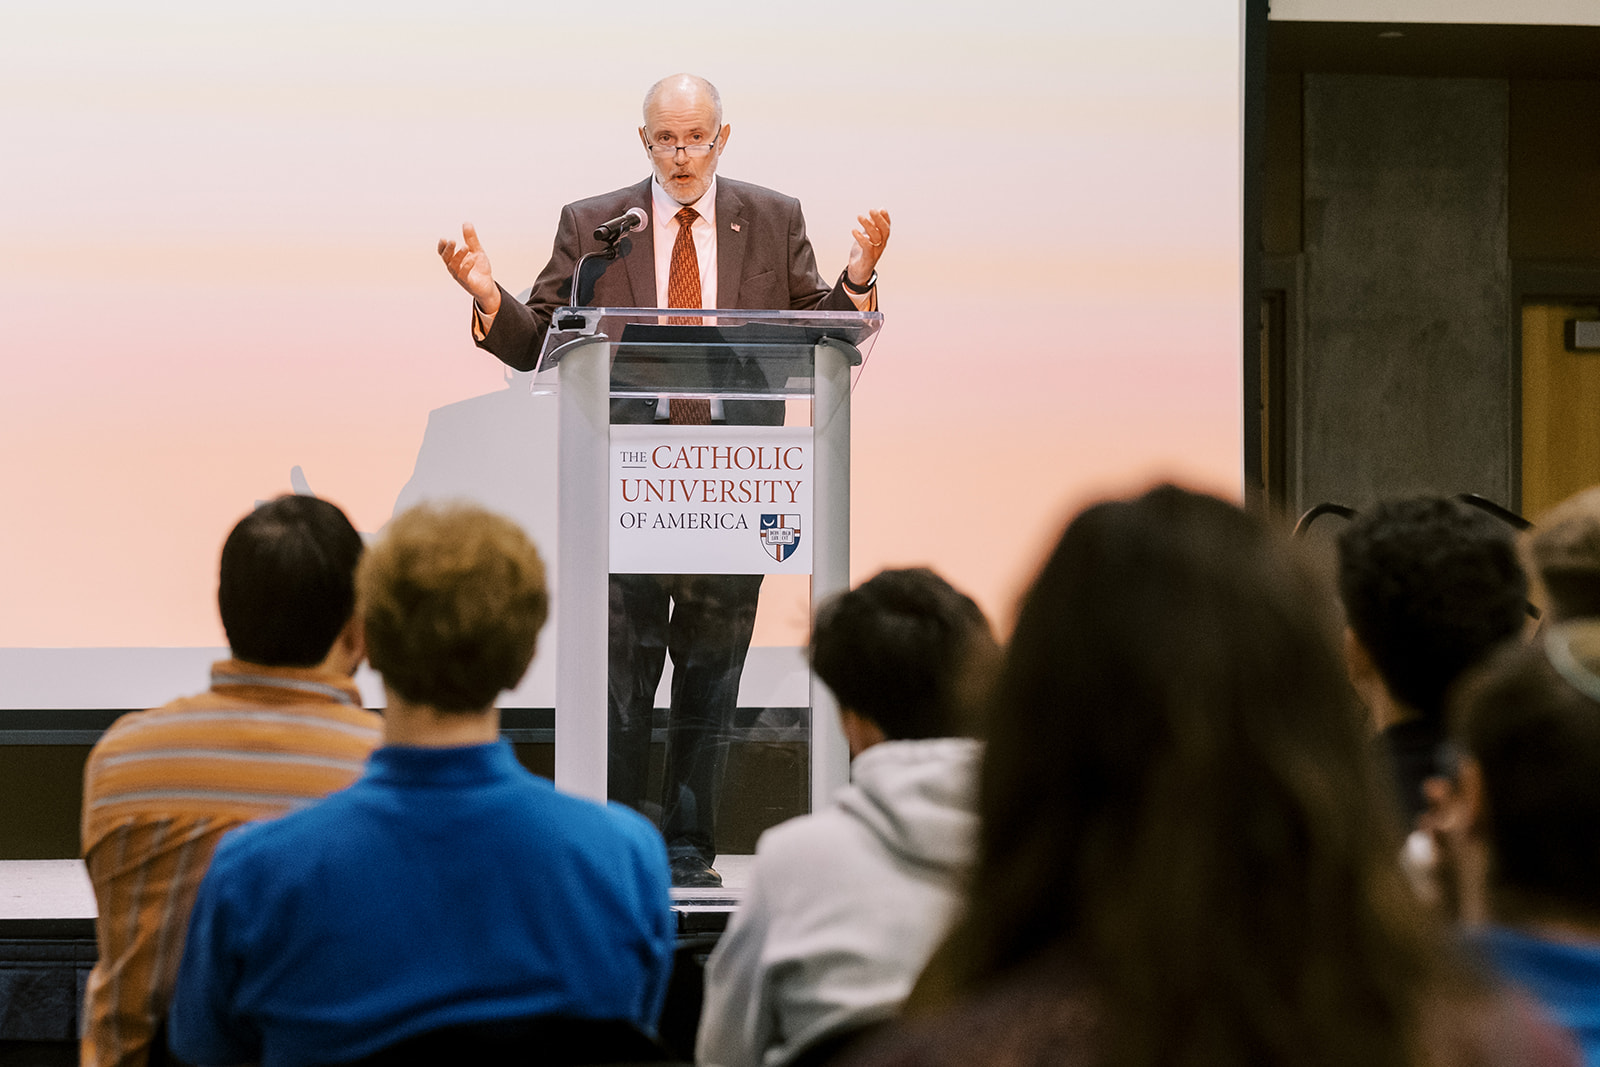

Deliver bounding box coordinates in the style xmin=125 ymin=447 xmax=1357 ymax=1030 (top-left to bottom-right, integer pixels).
xmin=1454 ymin=623 xmax=1600 ymax=924
xmin=935 ymin=485 xmax=1467 ymax=1067
xmin=358 ymin=504 xmax=549 ymax=713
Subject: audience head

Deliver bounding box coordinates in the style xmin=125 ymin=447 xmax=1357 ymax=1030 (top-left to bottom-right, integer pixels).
xmin=1524 ymin=485 xmax=1600 ymax=622
xmin=940 ymin=484 xmax=1450 ymax=1066
xmin=809 ymin=568 xmax=998 ymax=748
xmin=1452 ymin=622 xmax=1600 ymax=926
xmin=358 ymin=503 xmax=549 ymax=714
xmin=1337 ymin=496 xmax=1527 ymax=725
xmin=218 ymin=495 xmax=364 ymax=668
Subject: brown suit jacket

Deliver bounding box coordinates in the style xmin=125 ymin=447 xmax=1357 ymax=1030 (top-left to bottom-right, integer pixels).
xmin=477 ymin=176 xmax=857 ymax=376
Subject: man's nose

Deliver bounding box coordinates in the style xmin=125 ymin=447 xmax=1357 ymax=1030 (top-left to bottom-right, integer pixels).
xmin=672 ymin=145 xmax=691 ymax=159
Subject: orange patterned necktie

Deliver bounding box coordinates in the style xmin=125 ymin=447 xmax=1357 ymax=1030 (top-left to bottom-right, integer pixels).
xmin=667 ymin=207 xmax=712 ymax=425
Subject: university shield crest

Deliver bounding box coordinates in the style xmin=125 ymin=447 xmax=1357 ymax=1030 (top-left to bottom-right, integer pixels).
xmin=759 ymin=514 xmax=801 ymax=563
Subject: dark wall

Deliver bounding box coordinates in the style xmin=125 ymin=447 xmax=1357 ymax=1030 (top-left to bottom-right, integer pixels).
xmin=1297 ymin=74 xmax=1511 ymax=511
xmin=1262 ymin=66 xmax=1303 ymax=259
xmin=0 ymin=738 xmax=804 ymax=859
xmin=1509 ymin=79 xmax=1600 ymax=261
xmin=1263 ymin=67 xmax=1600 ymax=518
xmin=0 ymin=740 xmax=554 ymax=860
xmin=0 ymin=747 xmax=91 ymax=860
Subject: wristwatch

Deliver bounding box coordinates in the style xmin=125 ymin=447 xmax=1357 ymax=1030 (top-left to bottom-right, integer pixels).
xmin=841 ymin=270 xmax=877 ymax=295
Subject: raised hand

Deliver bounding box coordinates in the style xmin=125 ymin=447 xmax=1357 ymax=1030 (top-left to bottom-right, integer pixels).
xmin=437 ymin=222 xmax=501 ymax=315
xmin=846 ymin=209 xmax=891 ymax=287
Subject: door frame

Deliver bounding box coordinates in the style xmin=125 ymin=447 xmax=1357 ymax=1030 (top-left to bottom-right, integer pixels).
xmin=1510 ymin=261 xmax=1600 ymax=511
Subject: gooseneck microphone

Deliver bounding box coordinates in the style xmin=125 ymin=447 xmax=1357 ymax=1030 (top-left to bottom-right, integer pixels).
xmin=594 ymin=207 xmax=647 ymax=243
xmin=571 ymin=207 xmax=647 ymax=312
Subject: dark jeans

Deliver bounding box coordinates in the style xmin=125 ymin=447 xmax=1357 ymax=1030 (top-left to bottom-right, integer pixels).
xmin=607 ymin=572 xmax=763 ymax=865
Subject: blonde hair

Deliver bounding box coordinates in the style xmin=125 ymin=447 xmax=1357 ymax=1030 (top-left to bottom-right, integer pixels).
xmin=1524 ymin=485 xmax=1600 ymax=621
xmin=358 ymin=504 xmax=549 ymax=713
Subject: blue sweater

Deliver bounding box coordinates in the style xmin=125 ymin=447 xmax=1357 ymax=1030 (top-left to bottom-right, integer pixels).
xmin=1475 ymin=925 xmax=1600 ymax=1067
xmin=170 ymin=741 xmax=674 ymax=1067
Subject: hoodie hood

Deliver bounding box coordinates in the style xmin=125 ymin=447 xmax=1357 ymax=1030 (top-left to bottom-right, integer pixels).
xmin=835 ymin=737 xmax=982 ymax=877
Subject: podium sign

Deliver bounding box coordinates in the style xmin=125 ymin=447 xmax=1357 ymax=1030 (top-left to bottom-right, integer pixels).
xmin=610 ymin=425 xmax=813 ymax=574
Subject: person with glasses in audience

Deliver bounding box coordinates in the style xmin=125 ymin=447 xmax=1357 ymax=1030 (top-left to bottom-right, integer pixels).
xmin=1336 ymin=496 xmax=1529 ymax=830
xmin=438 ymin=73 xmax=890 ymax=887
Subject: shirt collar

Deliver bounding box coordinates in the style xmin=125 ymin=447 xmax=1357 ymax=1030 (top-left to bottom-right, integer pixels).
xmin=651 ymin=173 xmax=717 ymax=232
xmin=210 ymin=658 xmax=360 ymax=706
xmin=365 ymin=739 xmax=528 ymax=788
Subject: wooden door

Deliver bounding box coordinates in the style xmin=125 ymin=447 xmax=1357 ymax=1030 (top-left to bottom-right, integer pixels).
xmin=1523 ymin=300 xmax=1600 ymax=520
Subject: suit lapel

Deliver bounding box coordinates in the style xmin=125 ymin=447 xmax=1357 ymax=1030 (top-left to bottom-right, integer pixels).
xmin=717 ymin=181 xmax=748 ymax=310
xmin=623 ymin=177 xmax=656 ymax=306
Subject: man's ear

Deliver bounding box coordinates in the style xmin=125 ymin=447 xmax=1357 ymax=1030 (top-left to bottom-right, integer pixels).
xmin=838 ymin=707 xmax=886 ymax=760
xmin=1344 ymin=628 xmax=1383 ymax=725
xmin=1420 ymin=758 xmax=1492 ymax=856
xmin=1452 ymin=756 xmax=1489 ymax=839
xmin=1345 ymin=628 xmax=1376 ymax=688
xmin=1419 ymin=756 xmax=1493 ymax=925
xmin=324 ymin=615 xmax=365 ymax=677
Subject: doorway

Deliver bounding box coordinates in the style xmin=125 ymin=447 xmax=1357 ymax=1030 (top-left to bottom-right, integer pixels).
xmin=1522 ymin=300 xmax=1600 ymax=520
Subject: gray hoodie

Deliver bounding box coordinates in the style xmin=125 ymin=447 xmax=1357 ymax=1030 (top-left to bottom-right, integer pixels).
xmin=697 ymin=738 xmax=982 ymax=1067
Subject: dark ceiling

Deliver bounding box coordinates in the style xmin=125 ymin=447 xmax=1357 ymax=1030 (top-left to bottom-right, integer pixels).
xmin=1268 ymin=21 xmax=1600 ymax=78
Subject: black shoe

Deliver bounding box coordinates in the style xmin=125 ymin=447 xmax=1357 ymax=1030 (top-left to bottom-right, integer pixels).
xmin=670 ymin=856 xmax=723 ymax=888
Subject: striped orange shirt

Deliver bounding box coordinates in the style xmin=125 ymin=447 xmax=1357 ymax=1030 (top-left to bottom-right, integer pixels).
xmin=80 ymin=660 xmax=383 ymax=1067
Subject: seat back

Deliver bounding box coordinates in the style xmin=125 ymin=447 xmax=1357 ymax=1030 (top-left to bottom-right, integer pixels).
xmin=334 ymin=1014 xmax=682 ymax=1066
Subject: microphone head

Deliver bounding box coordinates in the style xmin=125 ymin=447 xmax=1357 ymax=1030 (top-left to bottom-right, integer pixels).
xmin=594 ymin=208 xmax=649 ymax=243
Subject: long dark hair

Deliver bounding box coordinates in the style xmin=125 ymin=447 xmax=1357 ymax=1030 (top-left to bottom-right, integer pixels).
xmin=939 ymin=485 xmax=1459 ymax=1067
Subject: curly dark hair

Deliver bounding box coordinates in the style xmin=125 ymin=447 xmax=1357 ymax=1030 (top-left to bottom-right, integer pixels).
xmin=1337 ymin=496 xmax=1527 ymax=723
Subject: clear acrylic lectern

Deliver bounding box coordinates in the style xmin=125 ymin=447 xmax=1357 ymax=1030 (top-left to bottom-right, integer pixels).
xmin=535 ymin=307 xmax=881 ymax=855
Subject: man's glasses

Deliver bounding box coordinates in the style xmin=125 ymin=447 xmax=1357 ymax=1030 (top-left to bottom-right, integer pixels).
xmin=646 ymin=140 xmax=719 ymax=158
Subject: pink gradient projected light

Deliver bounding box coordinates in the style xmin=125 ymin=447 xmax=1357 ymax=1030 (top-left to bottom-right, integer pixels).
xmin=0 ymin=1 xmax=1243 ymax=709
